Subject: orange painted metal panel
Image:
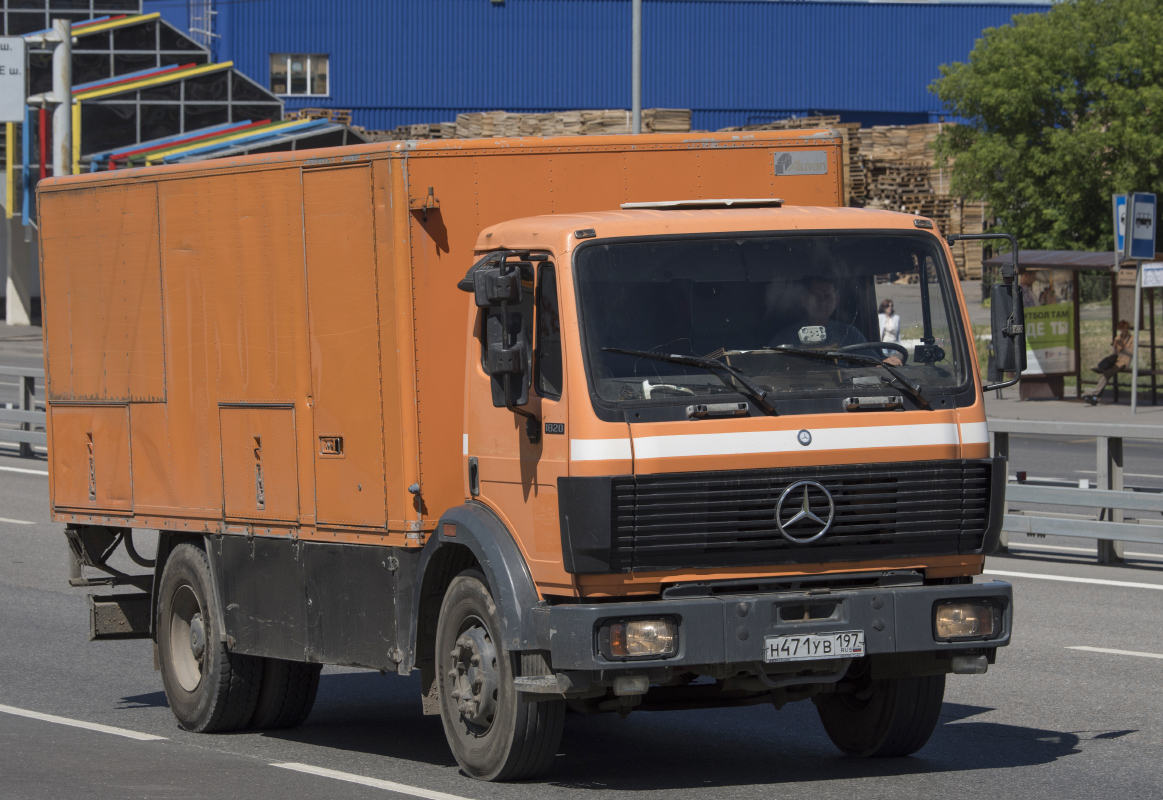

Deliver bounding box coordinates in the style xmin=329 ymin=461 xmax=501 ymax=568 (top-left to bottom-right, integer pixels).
xmin=220 ymin=406 xmax=299 ymax=521
xmin=49 ymin=405 xmax=132 ymax=511
xmin=302 ymin=166 xmax=388 ymax=528
xmin=39 ymin=184 xmax=165 ymax=402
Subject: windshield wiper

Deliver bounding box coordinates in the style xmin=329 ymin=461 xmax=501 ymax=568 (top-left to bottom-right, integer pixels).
xmin=768 ymin=347 xmax=931 ymax=408
xmin=601 ymin=347 xmax=778 ymax=415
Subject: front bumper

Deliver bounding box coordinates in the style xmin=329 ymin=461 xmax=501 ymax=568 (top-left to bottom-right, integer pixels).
xmin=547 ymin=580 xmax=1012 ymax=671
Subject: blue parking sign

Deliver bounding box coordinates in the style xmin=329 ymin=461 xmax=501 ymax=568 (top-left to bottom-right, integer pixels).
xmin=1129 ymin=192 xmax=1157 ymax=260
xmin=1113 ymin=194 xmax=1127 ymax=258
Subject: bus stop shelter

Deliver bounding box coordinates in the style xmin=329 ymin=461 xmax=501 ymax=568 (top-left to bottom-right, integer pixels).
xmin=982 ymin=250 xmax=1161 ymax=404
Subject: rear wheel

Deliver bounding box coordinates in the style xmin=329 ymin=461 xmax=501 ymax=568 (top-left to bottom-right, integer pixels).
xmin=435 ymin=570 xmax=565 ymax=781
xmin=815 ymin=671 xmax=945 ymax=757
xmin=157 ymin=542 xmax=262 ymax=732
xmin=250 ymin=658 xmax=322 ymax=730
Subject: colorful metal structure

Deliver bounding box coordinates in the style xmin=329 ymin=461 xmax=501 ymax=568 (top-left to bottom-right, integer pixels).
xmin=3 ymin=5 xmax=362 ymax=230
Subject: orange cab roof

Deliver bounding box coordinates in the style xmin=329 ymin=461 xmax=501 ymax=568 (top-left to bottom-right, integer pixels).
xmin=473 ymin=205 xmax=938 ymax=254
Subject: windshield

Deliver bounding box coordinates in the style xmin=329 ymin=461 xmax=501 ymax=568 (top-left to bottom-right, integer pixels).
xmin=574 ymin=232 xmax=969 ymax=412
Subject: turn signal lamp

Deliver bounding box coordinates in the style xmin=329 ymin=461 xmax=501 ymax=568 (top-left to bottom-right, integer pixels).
xmin=601 ymin=619 xmax=678 ymax=660
xmin=935 ymin=601 xmax=997 ymax=641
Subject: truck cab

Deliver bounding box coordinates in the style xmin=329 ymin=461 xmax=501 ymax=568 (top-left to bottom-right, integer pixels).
xmin=437 ymin=202 xmax=1012 ymax=770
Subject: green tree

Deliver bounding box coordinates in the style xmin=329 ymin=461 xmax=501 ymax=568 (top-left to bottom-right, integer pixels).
xmin=932 ymin=0 xmax=1163 ymax=251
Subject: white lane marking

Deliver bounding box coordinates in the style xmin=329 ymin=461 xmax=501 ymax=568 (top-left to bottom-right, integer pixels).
xmin=0 ymin=465 xmax=48 ymax=476
xmin=631 ymin=422 xmax=960 ymax=461
xmin=1067 ymin=646 xmax=1163 ymax=661
xmin=984 ymin=569 xmax=1163 ymax=591
xmin=272 ymin=763 xmax=473 ymax=800
xmin=570 ymin=437 xmax=632 ymax=462
xmin=0 ymin=517 xmax=34 ymax=525
xmin=0 ymin=703 xmax=167 ymax=741
xmin=1009 ymin=542 xmax=1163 ymax=559
xmin=961 ymin=421 xmax=990 ymax=444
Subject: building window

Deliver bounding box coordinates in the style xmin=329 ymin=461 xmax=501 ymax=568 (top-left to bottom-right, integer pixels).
xmin=270 ymin=54 xmax=328 ymax=96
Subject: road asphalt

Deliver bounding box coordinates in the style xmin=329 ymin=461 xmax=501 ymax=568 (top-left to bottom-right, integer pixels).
xmin=3 ymin=323 xmax=1163 ymax=799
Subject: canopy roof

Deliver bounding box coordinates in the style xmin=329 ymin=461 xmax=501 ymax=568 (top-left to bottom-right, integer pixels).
xmin=982 ymin=249 xmax=1146 ymax=271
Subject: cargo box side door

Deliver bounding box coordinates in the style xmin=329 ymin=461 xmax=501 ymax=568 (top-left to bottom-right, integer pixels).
xmin=302 ymin=165 xmax=388 ymax=528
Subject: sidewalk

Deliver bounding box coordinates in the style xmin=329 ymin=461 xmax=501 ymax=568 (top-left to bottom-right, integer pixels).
xmin=986 ymin=390 xmax=1163 ymax=424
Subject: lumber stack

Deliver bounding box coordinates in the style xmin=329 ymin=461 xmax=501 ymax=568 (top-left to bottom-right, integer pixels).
xmin=355 ymin=109 xmax=692 ymax=140
xmin=854 ymin=123 xmax=987 ymax=279
xmin=285 ymin=108 xmax=353 ymax=125
xmin=452 ymin=108 xmax=692 ymax=138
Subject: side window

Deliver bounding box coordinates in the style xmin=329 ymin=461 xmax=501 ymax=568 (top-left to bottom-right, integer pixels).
xmin=536 ymin=265 xmax=563 ymax=399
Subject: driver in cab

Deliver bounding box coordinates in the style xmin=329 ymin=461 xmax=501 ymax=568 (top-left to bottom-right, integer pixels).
xmin=770 ymin=275 xmax=903 ymax=366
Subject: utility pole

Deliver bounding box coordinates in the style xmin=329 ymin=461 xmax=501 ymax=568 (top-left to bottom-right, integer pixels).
xmin=631 ymin=0 xmax=641 ymax=134
xmin=51 ymin=18 xmax=71 ymax=178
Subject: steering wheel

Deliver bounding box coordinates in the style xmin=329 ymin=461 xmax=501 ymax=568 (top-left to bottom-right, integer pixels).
xmin=836 ymin=341 xmax=909 ymax=364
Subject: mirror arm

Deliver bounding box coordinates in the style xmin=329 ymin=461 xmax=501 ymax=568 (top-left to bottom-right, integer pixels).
xmin=502 ymin=374 xmax=541 ymax=444
xmin=983 ymin=374 xmax=1022 ymax=392
xmin=947 ymin=233 xmax=1020 ymax=280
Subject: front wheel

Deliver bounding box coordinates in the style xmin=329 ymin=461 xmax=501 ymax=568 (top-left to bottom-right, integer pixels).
xmin=435 ymin=570 xmax=565 ymax=781
xmin=815 ymin=672 xmax=945 ymax=757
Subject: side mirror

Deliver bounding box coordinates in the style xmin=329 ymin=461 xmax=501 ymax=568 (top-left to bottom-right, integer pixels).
xmin=473 ymin=265 xmax=522 ymax=307
xmin=985 ymin=281 xmax=1026 ymax=389
xmin=482 ymin=291 xmax=530 ymax=407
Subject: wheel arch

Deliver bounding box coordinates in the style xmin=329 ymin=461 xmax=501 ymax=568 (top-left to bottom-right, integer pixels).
xmin=404 ymin=503 xmax=550 ymax=707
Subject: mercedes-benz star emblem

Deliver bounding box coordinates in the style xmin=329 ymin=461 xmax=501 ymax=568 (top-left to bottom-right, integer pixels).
xmin=797 ymin=429 xmax=812 ymax=446
xmin=775 ymin=480 xmax=835 ymax=544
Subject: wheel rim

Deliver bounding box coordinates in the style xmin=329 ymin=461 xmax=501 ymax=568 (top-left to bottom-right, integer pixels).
xmin=168 ymin=584 xmax=206 ymax=693
xmin=447 ymin=615 xmax=499 ymax=735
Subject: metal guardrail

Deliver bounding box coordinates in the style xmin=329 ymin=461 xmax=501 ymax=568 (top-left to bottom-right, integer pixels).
xmin=989 ymin=419 xmax=1163 ymax=564
xmin=0 ymin=365 xmax=45 ymax=456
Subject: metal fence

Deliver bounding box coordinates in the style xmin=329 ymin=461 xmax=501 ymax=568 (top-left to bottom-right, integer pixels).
xmin=0 ymin=365 xmax=45 ymax=457
xmin=990 ymin=419 xmax=1163 ymax=565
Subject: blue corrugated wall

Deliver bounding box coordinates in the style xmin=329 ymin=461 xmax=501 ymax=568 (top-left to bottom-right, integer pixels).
xmin=144 ymin=0 xmax=1048 ymax=131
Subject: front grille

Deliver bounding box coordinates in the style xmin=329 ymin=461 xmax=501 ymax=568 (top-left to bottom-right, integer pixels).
xmin=607 ymin=459 xmax=993 ymax=572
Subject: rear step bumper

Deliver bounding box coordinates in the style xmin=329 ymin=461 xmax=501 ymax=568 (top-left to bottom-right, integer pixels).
xmin=88 ymin=593 xmax=151 ymax=640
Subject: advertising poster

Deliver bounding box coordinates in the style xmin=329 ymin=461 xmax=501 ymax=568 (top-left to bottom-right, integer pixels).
xmin=1018 ymin=269 xmax=1075 ymax=375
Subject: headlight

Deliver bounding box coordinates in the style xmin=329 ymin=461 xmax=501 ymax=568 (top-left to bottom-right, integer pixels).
xmin=599 ymin=618 xmax=678 ymax=660
xmin=934 ymin=600 xmax=1000 ymax=641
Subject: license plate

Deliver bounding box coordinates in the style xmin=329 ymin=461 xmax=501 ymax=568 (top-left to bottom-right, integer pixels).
xmin=763 ymin=631 xmax=866 ymax=663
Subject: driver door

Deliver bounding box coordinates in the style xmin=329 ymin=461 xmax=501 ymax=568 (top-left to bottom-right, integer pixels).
xmin=465 ymin=258 xmax=571 ymax=589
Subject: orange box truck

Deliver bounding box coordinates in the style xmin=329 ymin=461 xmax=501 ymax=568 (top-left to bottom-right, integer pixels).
xmin=39 ymin=130 xmax=1021 ymax=780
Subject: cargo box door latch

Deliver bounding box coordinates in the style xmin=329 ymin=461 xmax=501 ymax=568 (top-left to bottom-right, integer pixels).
xmin=253 ymin=436 xmax=265 ymax=511
xmin=319 ymin=435 xmax=344 ymax=458
xmin=408 ymin=186 xmax=440 ymax=222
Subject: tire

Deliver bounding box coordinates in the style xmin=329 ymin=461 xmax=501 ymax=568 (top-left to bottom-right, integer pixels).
xmin=815 ymin=672 xmax=946 ymax=758
xmin=436 ymin=569 xmax=565 ymax=781
xmin=250 ymin=658 xmax=322 ymax=730
xmin=156 ymin=542 xmax=262 ymax=733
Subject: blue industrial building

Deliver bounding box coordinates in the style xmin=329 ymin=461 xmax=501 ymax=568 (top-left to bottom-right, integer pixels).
xmin=144 ymin=0 xmax=1050 ymax=132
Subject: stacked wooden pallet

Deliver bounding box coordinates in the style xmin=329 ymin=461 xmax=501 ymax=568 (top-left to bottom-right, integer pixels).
xmin=285 ymin=108 xmax=354 ymax=125
xmin=449 ymin=108 xmax=692 ymax=138
xmin=853 ymin=123 xmax=987 ymax=279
